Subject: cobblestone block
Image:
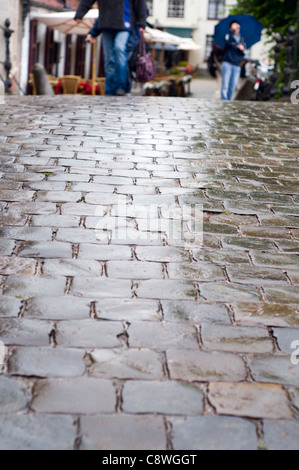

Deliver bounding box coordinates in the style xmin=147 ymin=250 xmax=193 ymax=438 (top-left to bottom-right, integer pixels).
xmin=161 ymin=300 xmax=231 ymax=324
xmin=3 ymin=276 xmax=66 ymax=298
xmin=0 ymin=319 xmax=52 ymax=346
xmin=35 ymin=191 xmax=82 ymax=203
xmin=222 ymin=236 xmax=275 ymax=251
xmin=0 ymin=376 xmax=28 ymax=413
xmin=264 ymin=287 xmax=299 ymax=304
xmin=24 ymin=296 xmax=91 ymax=320
xmin=78 ymin=244 xmax=132 ymax=261
xmin=7 ymin=202 xmax=57 ymax=215
xmin=56 ymin=319 xmax=124 ymax=348
xmin=0 ymin=256 xmax=36 ymax=276
xmin=199 ymin=282 xmax=261 ymax=303
xmin=107 ymin=261 xmax=163 ymax=280
xmin=226 ymin=265 xmax=288 ymax=286
xmin=275 ymin=240 xmax=299 ymax=254
xmin=17 ymin=241 xmax=73 ymax=259
xmin=0 ymin=214 xmax=27 ymax=226
xmin=258 ymin=214 xmax=299 ymax=228
xmin=241 ymin=226 xmax=292 ymax=239
xmin=272 ymin=327 xmax=299 ymax=355
xmin=209 ymin=213 xmax=257 ymax=227
xmin=167 ymin=262 xmax=225 ymax=282
xmin=0 ymin=414 xmax=76 ymax=450
xmin=128 ymin=322 xmax=199 ymax=350
xmin=80 ymin=415 xmax=166 ymax=450
xmin=71 ymin=278 xmax=131 ymax=299
xmin=32 ymin=378 xmax=116 ymax=414
xmin=30 ymin=214 xmax=81 ymax=228
xmin=0 ymin=227 xmax=53 ymax=242
xmin=8 ymin=347 xmax=86 ymax=378
xmin=137 ymin=280 xmax=197 ymax=300
xmin=95 ymin=299 xmax=161 ymax=322
xmin=42 ymin=259 xmax=102 ymax=277
xmin=248 ymin=355 xmax=299 ymax=387
xmin=123 ymin=380 xmax=204 ymax=415
xmin=89 ymin=348 xmax=163 ymax=380
xmin=287 ymin=270 xmax=299 ymax=286
xmin=208 ymin=382 xmax=293 ymax=419
xmin=201 ymin=323 xmax=273 ymax=353
xmin=0 ymin=297 xmax=21 ymax=317
xmin=0 ymin=240 xmax=15 ymax=256
xmin=233 ymin=303 xmax=299 ymax=328
xmin=167 ymin=349 xmax=246 ymax=382
xmin=55 ymin=228 xmax=109 ymax=244
xmin=263 ymin=420 xmax=299 ymax=450
xmin=0 ymin=190 xmax=35 ymax=202
xmin=24 ymin=181 xmax=67 ymax=192
xmin=136 ymin=246 xmax=190 ymax=263
xmin=172 ymin=416 xmax=258 ymax=450
xmin=61 ymin=203 xmax=108 ymax=217
xmin=250 ymin=252 xmax=299 ymax=269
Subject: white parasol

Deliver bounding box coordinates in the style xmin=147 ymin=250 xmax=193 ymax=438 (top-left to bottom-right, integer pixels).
xmin=144 ymin=26 xmax=182 ymax=45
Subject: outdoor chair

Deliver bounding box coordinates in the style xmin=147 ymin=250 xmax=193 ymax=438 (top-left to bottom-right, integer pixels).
xmin=58 ymin=75 xmax=82 ymax=94
xmin=87 ymin=78 xmax=106 ymax=95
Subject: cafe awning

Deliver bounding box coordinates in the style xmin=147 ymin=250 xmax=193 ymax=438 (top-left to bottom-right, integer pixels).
xmin=144 ymin=27 xmax=201 ymax=51
xmin=33 ymin=9 xmax=99 ymax=36
xmin=33 ymin=10 xmax=100 ymax=95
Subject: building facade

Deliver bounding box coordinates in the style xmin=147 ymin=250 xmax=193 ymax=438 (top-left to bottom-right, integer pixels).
xmin=147 ymin=0 xmax=270 ymax=69
xmin=0 ymin=0 xmax=95 ymax=94
xmin=1 ymin=0 xmax=272 ymax=95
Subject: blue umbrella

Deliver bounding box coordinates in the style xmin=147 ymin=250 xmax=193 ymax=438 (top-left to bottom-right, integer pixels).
xmin=214 ymin=15 xmax=264 ymax=50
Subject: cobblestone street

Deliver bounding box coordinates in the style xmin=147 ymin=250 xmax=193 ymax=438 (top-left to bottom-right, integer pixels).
xmin=0 ymin=95 xmax=299 ymax=450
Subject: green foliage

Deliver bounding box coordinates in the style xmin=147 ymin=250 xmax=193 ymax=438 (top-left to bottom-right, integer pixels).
xmin=231 ymin=0 xmax=298 ymax=39
xmin=170 ymin=68 xmax=182 ymax=75
xmin=231 ymin=0 xmax=299 ymax=98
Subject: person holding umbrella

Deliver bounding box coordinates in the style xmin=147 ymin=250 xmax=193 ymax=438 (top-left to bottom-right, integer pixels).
xmin=75 ymin=0 xmax=147 ymax=96
xmin=213 ymin=15 xmax=264 ymax=101
xmin=221 ymin=21 xmax=246 ymax=101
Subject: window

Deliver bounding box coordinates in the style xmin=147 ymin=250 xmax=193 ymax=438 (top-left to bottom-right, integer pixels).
xmin=205 ymin=35 xmax=214 ymax=58
xmin=75 ymin=36 xmax=87 ymax=77
xmin=208 ymin=0 xmax=226 ymax=20
xmin=44 ymin=28 xmax=55 ymax=74
xmin=168 ymin=0 xmax=185 ymax=18
xmin=29 ymin=20 xmax=39 ymax=74
xmin=146 ymin=0 xmax=153 ymax=16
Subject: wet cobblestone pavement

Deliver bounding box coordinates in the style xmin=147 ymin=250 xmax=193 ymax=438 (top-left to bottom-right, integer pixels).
xmin=0 ymin=96 xmax=299 ymax=450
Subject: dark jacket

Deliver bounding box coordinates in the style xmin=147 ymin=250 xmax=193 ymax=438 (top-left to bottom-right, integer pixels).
xmin=75 ymin=0 xmax=147 ymax=33
xmin=223 ymin=32 xmax=245 ymax=67
xmin=89 ymin=18 xmax=140 ymax=54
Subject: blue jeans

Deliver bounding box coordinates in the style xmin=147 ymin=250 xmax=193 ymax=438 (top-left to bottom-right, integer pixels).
xmin=102 ymin=30 xmax=130 ymax=96
xmin=221 ymin=61 xmax=241 ymax=101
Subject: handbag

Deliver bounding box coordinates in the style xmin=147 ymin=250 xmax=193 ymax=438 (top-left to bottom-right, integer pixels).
xmin=135 ymin=32 xmax=156 ymax=83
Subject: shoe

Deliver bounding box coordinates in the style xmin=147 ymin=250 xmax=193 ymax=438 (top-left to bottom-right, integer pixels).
xmin=116 ymin=90 xmax=126 ymax=96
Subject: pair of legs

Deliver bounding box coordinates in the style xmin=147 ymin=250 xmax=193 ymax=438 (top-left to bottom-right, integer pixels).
xmin=126 ymin=26 xmax=141 ymax=93
xmin=221 ymin=61 xmax=241 ymax=101
xmin=102 ymin=30 xmax=130 ymax=96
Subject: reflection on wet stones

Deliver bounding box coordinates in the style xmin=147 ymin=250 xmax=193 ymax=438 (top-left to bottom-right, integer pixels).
xmin=0 ymin=96 xmax=298 ymax=450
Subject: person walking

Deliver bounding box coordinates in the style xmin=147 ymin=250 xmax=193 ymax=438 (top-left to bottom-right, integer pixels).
xmin=86 ymin=17 xmax=142 ymax=94
xmin=221 ymin=21 xmax=246 ymax=101
xmin=75 ymin=0 xmax=147 ymax=96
